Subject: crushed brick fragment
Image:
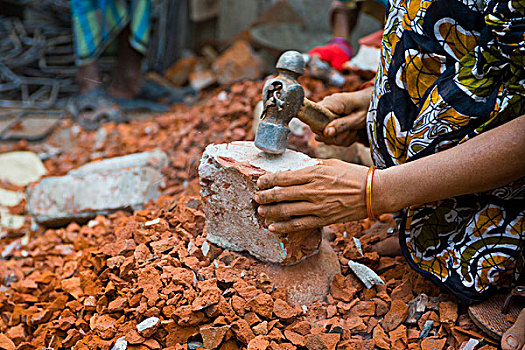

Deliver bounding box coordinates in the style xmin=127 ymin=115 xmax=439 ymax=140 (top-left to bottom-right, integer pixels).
xmin=0 ymin=333 xmax=16 ymax=350
xmin=91 ymin=314 xmax=117 ymax=339
xmin=201 ymin=325 xmax=230 ymax=349
xmin=5 ymin=325 xmax=25 ymax=345
xmin=330 ymin=274 xmax=357 ymax=302
xmin=273 ymin=299 xmax=299 ymax=319
xmin=284 ymin=330 xmax=306 ymax=346
xmin=319 ymin=333 xmax=340 ymax=350
xmin=290 ymin=320 xmax=311 ymax=335
xmin=61 ymin=277 xmax=83 ymax=300
xmin=247 ymin=293 xmax=274 ymax=319
xmin=164 ymin=324 xmax=199 ymax=346
xmin=389 ymin=325 xmax=408 ymax=350
xmin=382 ymin=299 xmax=409 ymax=332
xmin=247 ymin=335 xmax=270 ymax=350
xmin=304 ymin=333 xmax=336 ymax=350
xmin=108 ymin=296 xmax=128 ymax=313
xmin=212 ymin=40 xmax=263 ymax=85
xmin=231 ymin=319 xmax=256 ymax=345
xmin=138 ymin=265 xmax=162 ymax=306
xmin=253 ymin=321 xmax=269 ymax=336
xmin=373 ymin=324 xmax=390 ymax=349
xmin=352 ymin=300 xmax=375 ymax=316
xmin=126 ymin=329 xmax=145 ymax=344
xmin=421 ymin=336 xmax=447 ymax=350
xmin=439 ymin=301 xmax=458 ymax=324
xmin=391 ymin=280 xmax=414 ymax=303
xmin=216 ymin=265 xmax=241 ymax=283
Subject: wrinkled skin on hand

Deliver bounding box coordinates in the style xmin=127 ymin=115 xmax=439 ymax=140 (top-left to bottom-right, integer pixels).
xmin=316 ymin=87 xmax=373 ymax=147
xmin=254 ymin=159 xmax=369 ymax=233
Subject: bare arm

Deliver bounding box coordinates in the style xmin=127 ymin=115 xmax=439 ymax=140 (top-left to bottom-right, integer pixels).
xmin=374 ymin=114 xmax=525 ymax=214
xmin=256 ymin=114 xmax=525 ymax=233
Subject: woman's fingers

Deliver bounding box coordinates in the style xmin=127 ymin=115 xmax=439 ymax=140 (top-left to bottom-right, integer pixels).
xmin=256 ymin=185 xmax=309 ymax=204
xmin=268 ymin=215 xmax=323 ymax=233
xmin=252 ymin=160 xmax=369 ymax=233
xmin=318 ymin=93 xmax=348 ymax=115
xmin=256 ymin=184 xmax=323 ymax=204
xmin=256 ymin=166 xmax=316 ymax=190
xmin=258 ymin=201 xmax=319 ymax=219
xmin=324 ymin=110 xmax=367 ymax=137
xmin=315 ymin=130 xmax=358 ymax=147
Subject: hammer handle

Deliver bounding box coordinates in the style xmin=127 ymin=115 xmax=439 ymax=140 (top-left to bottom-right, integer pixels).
xmin=298 ymin=98 xmax=339 ymax=135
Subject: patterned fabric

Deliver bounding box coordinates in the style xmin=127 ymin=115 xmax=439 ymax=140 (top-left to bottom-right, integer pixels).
xmin=71 ymin=0 xmax=151 ymax=66
xmin=367 ymin=0 xmax=525 ymax=304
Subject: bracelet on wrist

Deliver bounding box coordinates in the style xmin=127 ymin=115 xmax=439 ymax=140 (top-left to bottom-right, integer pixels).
xmin=365 ymin=166 xmax=377 ymax=220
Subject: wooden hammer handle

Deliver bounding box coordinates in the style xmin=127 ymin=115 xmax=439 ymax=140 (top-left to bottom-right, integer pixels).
xmin=298 ymin=98 xmax=339 ymax=135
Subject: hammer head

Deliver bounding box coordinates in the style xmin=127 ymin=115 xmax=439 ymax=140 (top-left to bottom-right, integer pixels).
xmin=255 ymin=51 xmax=306 ymax=155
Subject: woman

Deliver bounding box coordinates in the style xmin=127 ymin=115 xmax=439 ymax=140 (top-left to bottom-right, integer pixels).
xmin=255 ymin=0 xmax=525 ymax=348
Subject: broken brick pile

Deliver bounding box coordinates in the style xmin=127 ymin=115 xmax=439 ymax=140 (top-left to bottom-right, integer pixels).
xmin=0 ymin=76 xmax=500 ymax=350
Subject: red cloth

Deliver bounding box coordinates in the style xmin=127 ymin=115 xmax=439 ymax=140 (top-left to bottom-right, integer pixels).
xmin=308 ymin=38 xmax=354 ymax=71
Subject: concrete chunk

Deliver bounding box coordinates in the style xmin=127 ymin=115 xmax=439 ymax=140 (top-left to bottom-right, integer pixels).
xmin=69 ymin=149 xmax=168 ymax=176
xmin=27 ymin=151 xmax=168 ymax=226
xmin=0 ymin=151 xmax=46 ymax=186
xmin=199 ymin=141 xmax=321 ymax=265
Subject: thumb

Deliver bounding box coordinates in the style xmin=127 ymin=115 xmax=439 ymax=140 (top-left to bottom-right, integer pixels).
xmin=318 ymin=96 xmax=346 ymax=115
xmin=324 ymin=111 xmax=366 ymax=137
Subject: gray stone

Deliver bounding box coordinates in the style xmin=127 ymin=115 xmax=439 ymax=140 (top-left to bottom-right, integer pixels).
xmin=0 ymin=188 xmax=24 ymax=207
xmin=137 ymin=316 xmax=160 ymax=332
xmin=27 ymin=151 xmax=168 ymax=226
xmin=111 ymin=337 xmax=127 ymax=350
xmin=347 ymin=259 xmax=385 ymax=289
xmin=0 ymin=151 xmax=47 ymax=186
xmin=199 ymin=141 xmax=321 ymax=265
xmin=69 ymin=149 xmax=168 ymax=176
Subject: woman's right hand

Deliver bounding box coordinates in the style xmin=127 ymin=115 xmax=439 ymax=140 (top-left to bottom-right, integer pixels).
xmin=317 ymin=86 xmax=373 ymax=147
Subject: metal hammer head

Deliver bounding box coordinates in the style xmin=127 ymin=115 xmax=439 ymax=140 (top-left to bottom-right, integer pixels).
xmin=255 ymin=51 xmax=306 ymax=154
xmin=276 ymin=51 xmax=306 ymax=75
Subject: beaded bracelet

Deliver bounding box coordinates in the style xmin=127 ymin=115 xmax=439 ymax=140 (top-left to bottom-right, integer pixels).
xmin=365 ymin=166 xmax=377 ymax=220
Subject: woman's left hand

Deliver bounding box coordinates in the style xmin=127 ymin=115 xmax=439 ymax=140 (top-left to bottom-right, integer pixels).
xmin=254 ymin=159 xmax=369 ymax=233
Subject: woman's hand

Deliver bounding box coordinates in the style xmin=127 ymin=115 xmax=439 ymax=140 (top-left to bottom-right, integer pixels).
xmin=254 ymin=159 xmax=369 ymax=233
xmin=316 ymin=87 xmax=373 ymax=147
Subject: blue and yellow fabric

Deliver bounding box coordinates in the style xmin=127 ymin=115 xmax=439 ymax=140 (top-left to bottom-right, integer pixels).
xmin=70 ymin=0 xmax=151 ymax=66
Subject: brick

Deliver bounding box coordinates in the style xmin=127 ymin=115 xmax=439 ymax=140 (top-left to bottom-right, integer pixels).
xmin=212 ymin=40 xmax=263 ymax=85
xmin=200 ymin=325 xmax=230 ymax=349
xmin=199 ymin=141 xmax=321 ymax=265
xmin=382 ymin=299 xmax=409 ymax=332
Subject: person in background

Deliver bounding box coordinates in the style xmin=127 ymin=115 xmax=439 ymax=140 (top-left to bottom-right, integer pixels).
xmin=69 ymin=0 xmax=186 ymax=128
xmin=308 ymin=0 xmax=387 ymax=71
xmin=70 ymin=0 xmax=151 ymax=115
xmin=72 ymin=0 xmax=150 ymax=100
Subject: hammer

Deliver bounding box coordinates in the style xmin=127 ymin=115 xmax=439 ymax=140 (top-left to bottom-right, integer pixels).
xmin=255 ymin=51 xmax=339 ymax=154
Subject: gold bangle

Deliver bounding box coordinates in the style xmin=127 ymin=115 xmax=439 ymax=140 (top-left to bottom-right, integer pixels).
xmin=366 ymin=166 xmax=377 ymax=220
